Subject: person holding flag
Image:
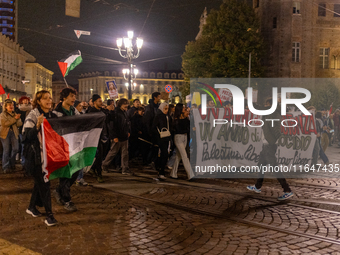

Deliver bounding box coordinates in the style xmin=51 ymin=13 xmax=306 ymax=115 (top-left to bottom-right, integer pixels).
xmin=52 ymin=88 xmax=80 ymax=212
xmin=23 ymin=90 xmax=58 ymax=227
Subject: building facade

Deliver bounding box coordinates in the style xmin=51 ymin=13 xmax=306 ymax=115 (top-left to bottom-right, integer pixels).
xmin=0 ymin=0 xmax=17 ymax=42
xmin=0 ymin=33 xmax=35 ymax=102
xmin=25 ymin=63 xmax=53 ymax=98
xmin=78 ymin=71 xmax=184 ymax=104
xmin=255 ymin=0 xmax=340 ymax=79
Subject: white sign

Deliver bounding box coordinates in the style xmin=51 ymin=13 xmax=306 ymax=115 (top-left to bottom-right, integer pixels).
xmin=219 ymin=88 xmax=232 ymax=102
xmin=193 ymin=108 xmax=317 ymax=175
xmin=74 ymin=30 xmax=91 ymax=39
xmin=106 ymin=80 xmax=118 ymax=99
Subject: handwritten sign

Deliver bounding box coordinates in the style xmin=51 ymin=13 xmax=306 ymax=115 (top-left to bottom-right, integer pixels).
xmin=219 ymin=88 xmax=232 ymax=102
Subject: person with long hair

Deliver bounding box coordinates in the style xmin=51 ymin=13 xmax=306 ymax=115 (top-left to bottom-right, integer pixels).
xmin=0 ymin=99 xmax=22 ymax=173
xmin=23 ymin=90 xmax=58 ymax=226
xmin=170 ymin=103 xmax=194 ymax=180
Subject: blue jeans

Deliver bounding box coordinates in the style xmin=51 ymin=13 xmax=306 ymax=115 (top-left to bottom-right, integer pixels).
xmin=77 ymin=169 xmax=84 ymax=181
xmin=1 ymin=130 xmax=19 ymax=171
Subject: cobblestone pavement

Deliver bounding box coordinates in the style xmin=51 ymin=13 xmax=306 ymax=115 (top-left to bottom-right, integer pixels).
xmin=1 ymin=146 xmax=340 ymax=254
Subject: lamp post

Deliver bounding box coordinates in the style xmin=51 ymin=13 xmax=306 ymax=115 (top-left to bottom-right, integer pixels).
xmin=123 ymin=67 xmax=138 ymax=94
xmin=117 ymin=31 xmax=143 ymax=100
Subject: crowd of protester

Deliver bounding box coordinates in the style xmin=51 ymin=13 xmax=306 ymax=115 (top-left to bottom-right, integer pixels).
xmin=0 ymin=89 xmax=193 ymax=226
xmin=0 ymin=88 xmax=337 ymax=226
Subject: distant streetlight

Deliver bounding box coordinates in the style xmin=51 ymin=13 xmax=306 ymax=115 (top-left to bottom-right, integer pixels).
xmin=90 ymin=88 xmax=93 ymax=99
xmin=123 ymin=67 xmax=138 ymax=92
xmin=116 ymin=31 xmax=143 ymax=99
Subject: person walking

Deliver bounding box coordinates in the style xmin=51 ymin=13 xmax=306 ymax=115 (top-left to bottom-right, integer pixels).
xmin=88 ymin=94 xmax=108 ymax=183
xmin=170 ymin=104 xmax=194 ymax=180
xmin=143 ymin=92 xmax=161 ymax=168
xmin=129 ymin=106 xmax=145 ymax=161
xmin=0 ymin=99 xmax=22 ymax=173
xmin=17 ymin=96 xmax=32 ymax=173
xmin=53 ymin=88 xmax=81 ymax=212
xmin=102 ymin=98 xmax=131 ymax=174
xmin=23 ymin=90 xmax=58 ymax=226
xmin=152 ymin=103 xmax=172 ymax=180
xmin=247 ymin=98 xmax=294 ymax=200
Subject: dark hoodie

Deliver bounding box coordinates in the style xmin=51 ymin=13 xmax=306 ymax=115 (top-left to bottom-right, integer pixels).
xmin=143 ymin=99 xmax=160 ymax=138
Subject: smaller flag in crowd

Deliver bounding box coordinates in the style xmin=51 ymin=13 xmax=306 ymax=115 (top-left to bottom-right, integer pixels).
xmin=58 ymin=50 xmax=83 ymax=77
xmin=41 ymin=112 xmax=106 ymax=182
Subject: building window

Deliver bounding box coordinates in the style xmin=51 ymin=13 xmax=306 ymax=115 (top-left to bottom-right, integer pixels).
xmin=292 ymin=42 xmax=300 ymax=62
xmin=273 ymin=17 xmax=277 ymax=28
xmin=164 ymin=73 xmax=169 ymax=79
xmin=157 ymin=72 xmax=162 ymax=78
xmin=318 ymin=3 xmax=326 ymax=16
xmin=293 ymin=2 xmax=300 ymax=14
xmin=143 ymin=72 xmax=148 ymax=78
xmin=150 ymin=72 xmax=155 ymax=78
xmin=319 ymin=48 xmax=329 ymax=69
xmin=255 ymin=0 xmax=259 ymax=8
xmin=334 ymin=4 xmax=340 ymax=17
xmin=171 ymin=73 xmax=177 ymax=79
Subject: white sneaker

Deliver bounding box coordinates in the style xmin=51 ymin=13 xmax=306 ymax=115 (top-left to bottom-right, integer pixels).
xmin=167 ymin=165 xmax=173 ymax=170
xmin=158 ymin=175 xmax=167 ymax=180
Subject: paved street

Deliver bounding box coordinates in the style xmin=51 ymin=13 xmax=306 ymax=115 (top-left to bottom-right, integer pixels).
xmin=1 ymin=145 xmax=340 ymax=254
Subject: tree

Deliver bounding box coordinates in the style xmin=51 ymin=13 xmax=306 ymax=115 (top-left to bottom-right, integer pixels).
xmin=181 ymin=0 xmax=265 ymax=98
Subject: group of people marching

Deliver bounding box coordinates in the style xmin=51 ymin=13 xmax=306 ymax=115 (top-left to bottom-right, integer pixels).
xmin=0 ymin=88 xmax=194 ymax=226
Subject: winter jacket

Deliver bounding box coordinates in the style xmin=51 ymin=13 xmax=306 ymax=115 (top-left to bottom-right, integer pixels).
xmin=143 ymin=99 xmax=160 ymax=139
xmin=126 ymin=106 xmax=138 ymax=121
xmin=262 ymin=106 xmax=281 ymax=145
xmin=54 ymin=102 xmax=80 ymax=117
xmin=0 ymin=111 xmax=22 ymax=139
xmin=152 ymin=109 xmax=172 ymax=144
xmin=22 ymin=107 xmax=58 ymax=175
xmin=130 ymin=113 xmax=145 ymax=141
xmin=18 ymin=104 xmax=32 ymax=134
xmin=111 ymin=108 xmax=129 ymax=142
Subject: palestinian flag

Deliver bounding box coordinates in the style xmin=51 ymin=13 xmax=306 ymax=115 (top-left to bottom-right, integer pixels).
xmin=58 ymin=50 xmax=83 ymax=77
xmin=41 ymin=112 xmax=106 ymax=182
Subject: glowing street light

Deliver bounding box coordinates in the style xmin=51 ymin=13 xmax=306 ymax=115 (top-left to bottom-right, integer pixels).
xmin=116 ymin=30 xmax=143 ymax=99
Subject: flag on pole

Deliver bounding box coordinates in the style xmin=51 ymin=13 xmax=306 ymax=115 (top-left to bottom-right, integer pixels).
xmin=41 ymin=113 xmax=106 ymax=182
xmin=0 ymin=84 xmax=5 ymax=95
xmin=6 ymin=93 xmax=10 ymax=99
xmin=74 ymin=30 xmax=91 ymax=39
xmin=329 ymin=103 xmax=333 ymax=116
xmin=58 ymin=50 xmax=83 ymax=77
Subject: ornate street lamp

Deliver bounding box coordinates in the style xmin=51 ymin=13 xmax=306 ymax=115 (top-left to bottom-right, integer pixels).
xmin=117 ymin=31 xmax=143 ymax=99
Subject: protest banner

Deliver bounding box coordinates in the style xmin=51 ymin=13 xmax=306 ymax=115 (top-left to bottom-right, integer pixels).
xmin=192 ymin=108 xmax=317 ymax=177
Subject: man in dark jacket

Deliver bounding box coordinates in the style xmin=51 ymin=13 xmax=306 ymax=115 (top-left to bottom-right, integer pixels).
xmin=126 ymin=99 xmax=140 ymax=121
xmin=143 ymin=92 xmax=161 ymax=166
xmin=53 ymin=88 xmax=79 ymax=212
xmin=247 ymin=98 xmax=294 ymax=200
xmin=88 ymin=94 xmax=108 ymax=183
xmin=102 ymin=98 xmax=131 ymax=174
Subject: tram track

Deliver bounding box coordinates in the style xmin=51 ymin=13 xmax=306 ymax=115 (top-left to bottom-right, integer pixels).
xmin=94 ymin=174 xmax=340 ymax=246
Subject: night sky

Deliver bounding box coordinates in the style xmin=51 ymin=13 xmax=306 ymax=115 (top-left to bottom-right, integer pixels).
xmin=18 ymin=0 xmax=222 ymax=84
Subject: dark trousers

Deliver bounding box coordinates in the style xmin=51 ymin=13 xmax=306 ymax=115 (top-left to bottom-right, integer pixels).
xmin=29 ymin=166 xmax=52 ymax=215
xmin=255 ymin=144 xmax=291 ymax=193
xmin=157 ymin=140 xmax=169 ymax=175
xmin=92 ymin=141 xmax=104 ymax=176
xmin=56 ymin=171 xmax=79 ymax=203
